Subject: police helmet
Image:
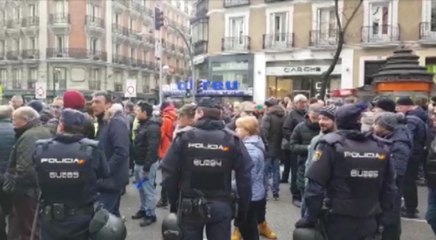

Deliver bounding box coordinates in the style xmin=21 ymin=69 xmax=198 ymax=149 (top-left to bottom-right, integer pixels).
xmin=89 ymin=209 xmax=127 ymax=240
xmin=162 ymin=213 xmax=182 ymax=240
xmin=293 ymin=228 xmax=325 ymax=240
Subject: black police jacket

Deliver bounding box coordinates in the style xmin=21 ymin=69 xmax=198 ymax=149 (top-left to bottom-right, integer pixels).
xmin=33 ymin=134 xmax=109 ymax=207
xmin=160 ymin=119 xmax=253 ymax=215
xmin=305 ymin=130 xmax=397 ymax=218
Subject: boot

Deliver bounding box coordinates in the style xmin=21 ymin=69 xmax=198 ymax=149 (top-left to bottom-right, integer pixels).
xmin=231 ymin=227 xmax=242 ymax=240
xmin=259 ymin=221 xmax=277 ymax=239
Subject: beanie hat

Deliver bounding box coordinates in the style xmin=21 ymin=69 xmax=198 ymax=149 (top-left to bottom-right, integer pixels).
xmin=396 ymin=96 xmax=414 ymax=106
xmin=374 ymin=98 xmax=396 ymax=112
xmin=264 ymin=97 xmax=278 ymax=107
xmin=335 ymin=103 xmax=367 ymax=130
xmin=27 ymin=100 xmax=44 ymax=113
xmin=63 ymin=90 xmax=86 ymax=110
xmin=374 ymin=112 xmax=403 ymax=132
xmin=319 ymin=105 xmax=337 ymax=120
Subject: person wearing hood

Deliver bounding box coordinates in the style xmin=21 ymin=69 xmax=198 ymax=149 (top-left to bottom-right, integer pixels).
xmin=92 ymin=91 xmax=130 ymax=217
xmin=130 ymin=101 xmax=161 ymax=227
xmin=396 ymin=97 xmax=430 ymax=218
xmin=295 ymin=103 xmax=397 ymax=240
xmin=289 ymin=103 xmax=321 ymax=207
xmin=372 ymin=112 xmax=412 ymax=240
xmin=261 ymin=98 xmax=285 ymax=201
xmin=232 ymin=116 xmax=276 ymax=240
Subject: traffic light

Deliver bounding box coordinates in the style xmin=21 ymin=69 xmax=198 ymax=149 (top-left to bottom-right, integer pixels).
xmin=154 ymin=7 xmax=164 ymax=30
xmin=197 ymin=80 xmax=203 ymax=94
xmin=185 ymin=89 xmax=191 ymax=98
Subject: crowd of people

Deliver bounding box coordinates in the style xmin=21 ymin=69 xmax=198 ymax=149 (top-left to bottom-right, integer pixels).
xmin=0 ymin=90 xmax=435 ymax=240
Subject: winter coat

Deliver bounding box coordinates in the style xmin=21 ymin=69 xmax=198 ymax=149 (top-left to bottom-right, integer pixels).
xmin=0 ymin=118 xmax=15 ymax=178
xmin=261 ymin=105 xmax=285 ymax=158
xmin=289 ymin=119 xmax=320 ymax=190
xmin=8 ymin=119 xmax=52 ymax=197
xmin=96 ymin=107 xmax=130 ymax=193
xmin=282 ymin=108 xmax=306 ymax=140
xmin=385 ymin=125 xmax=413 ymax=176
xmin=406 ymin=107 xmax=430 ymax=157
xmin=243 ymin=135 xmax=266 ymax=201
xmin=159 ymin=106 xmax=177 ymax=159
xmin=133 ymin=118 xmax=161 ymax=171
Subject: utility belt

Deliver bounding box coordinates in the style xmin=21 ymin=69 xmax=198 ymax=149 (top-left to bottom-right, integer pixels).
xmin=41 ymin=203 xmax=94 ymax=221
xmin=179 ymin=196 xmax=211 ymax=221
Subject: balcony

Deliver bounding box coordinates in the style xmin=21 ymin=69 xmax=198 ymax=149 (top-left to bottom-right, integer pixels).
xmin=263 ymin=33 xmax=294 ymax=50
xmin=6 ymin=19 xmax=21 ymax=36
xmin=87 ymin=50 xmax=107 ymax=61
xmin=419 ymin=22 xmax=436 ymax=45
xmin=0 ymin=51 xmax=5 ymax=60
xmin=194 ymin=40 xmax=207 ymax=55
xmin=6 ymin=51 xmax=20 ymax=60
xmin=112 ymin=54 xmax=129 ymax=65
xmin=128 ymin=29 xmax=143 ymax=44
xmin=112 ymin=0 xmax=128 ymax=12
xmin=27 ymin=80 xmax=37 ymax=90
xmin=46 ymin=48 xmax=107 ymax=61
xmin=361 ymin=25 xmax=400 ymax=48
xmin=221 ymin=36 xmax=250 ymax=52
xmin=49 ymin=13 xmax=71 ymax=34
xmin=129 ymin=58 xmax=140 ymax=67
xmin=224 ymin=0 xmax=250 ymax=8
xmin=21 ymin=49 xmax=39 ymax=59
xmin=309 ymin=30 xmax=338 ymax=48
xmin=21 ymin=16 xmax=39 ymax=32
xmin=85 ymin=16 xmax=105 ymax=36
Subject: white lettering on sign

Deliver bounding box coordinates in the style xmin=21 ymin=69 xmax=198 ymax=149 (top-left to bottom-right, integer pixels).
xmin=188 ymin=143 xmax=230 ymax=152
xmin=266 ymin=65 xmax=342 ymax=76
xmin=350 ymin=169 xmax=379 ymax=178
xmin=41 ymin=158 xmax=85 ymax=164
xmin=49 ymin=171 xmax=80 ymax=179
xmin=193 ymin=159 xmax=223 ymax=167
xmin=344 ymin=151 xmax=385 ymax=160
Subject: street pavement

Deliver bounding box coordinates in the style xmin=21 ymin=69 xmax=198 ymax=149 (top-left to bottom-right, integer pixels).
xmin=121 ymin=176 xmax=435 ymax=240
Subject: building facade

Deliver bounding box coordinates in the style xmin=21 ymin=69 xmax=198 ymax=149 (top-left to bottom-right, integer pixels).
xmin=0 ymin=0 xmax=192 ymax=99
xmin=191 ymin=0 xmax=436 ymax=103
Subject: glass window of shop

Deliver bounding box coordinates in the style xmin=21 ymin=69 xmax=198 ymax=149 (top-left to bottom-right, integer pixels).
xmin=267 ymin=76 xmax=340 ymax=99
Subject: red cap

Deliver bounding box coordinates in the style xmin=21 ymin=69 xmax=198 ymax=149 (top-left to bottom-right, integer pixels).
xmin=63 ymin=90 xmax=86 ymax=110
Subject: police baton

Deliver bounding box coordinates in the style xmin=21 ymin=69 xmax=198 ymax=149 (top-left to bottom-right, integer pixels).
xmin=30 ymin=192 xmax=42 ymax=240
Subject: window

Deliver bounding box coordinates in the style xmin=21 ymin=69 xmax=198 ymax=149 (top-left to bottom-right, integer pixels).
xmin=318 ymin=7 xmax=336 ymax=38
xmin=370 ymin=2 xmax=389 ymax=36
xmin=0 ymin=69 xmax=7 ymax=88
xmin=29 ymin=37 xmax=37 ymax=50
xmin=0 ymin=41 xmax=4 ymax=54
xmin=13 ymin=7 xmax=20 ymax=20
xmin=55 ymin=35 xmax=63 ymax=50
xmin=0 ymin=11 xmax=4 ymax=24
xmin=130 ymin=47 xmax=135 ymax=58
xmin=115 ymin=43 xmax=120 ymax=55
xmin=229 ymin=16 xmax=245 ymax=38
xmin=29 ymin=4 xmax=37 ymax=17
xmin=129 ymin=18 xmax=135 ymax=30
xmin=270 ymin=12 xmax=288 ymax=42
xmin=28 ymin=68 xmax=38 ymax=89
xmin=13 ymin=38 xmax=20 ymax=52
xmin=11 ymin=68 xmax=21 ymax=89
xmin=88 ymin=4 xmax=99 ymax=20
xmin=114 ymin=13 xmax=120 ymax=24
xmin=89 ymin=38 xmax=98 ymax=54
xmin=431 ymin=0 xmax=436 ymax=31
xmin=56 ymin=0 xmax=66 ymax=14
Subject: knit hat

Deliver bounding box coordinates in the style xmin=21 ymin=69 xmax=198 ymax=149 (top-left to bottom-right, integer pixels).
xmin=374 ymin=112 xmax=403 ymax=132
xmin=335 ymin=103 xmax=367 ymax=130
xmin=265 ymin=97 xmax=278 ymax=107
xmin=319 ymin=105 xmax=337 ymax=120
xmin=63 ymin=90 xmax=86 ymax=110
xmin=27 ymin=100 xmax=44 ymax=113
xmin=396 ymin=96 xmax=414 ymax=106
xmin=374 ymin=98 xmax=396 ymax=112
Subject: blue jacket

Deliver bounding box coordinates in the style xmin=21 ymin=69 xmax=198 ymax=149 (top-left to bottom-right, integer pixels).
xmin=386 ymin=125 xmax=413 ymax=176
xmin=243 ymin=135 xmax=266 ymax=201
xmin=96 ymin=110 xmax=130 ymax=192
xmin=406 ymin=107 xmax=430 ymax=154
xmin=0 ymin=118 xmax=15 ymax=177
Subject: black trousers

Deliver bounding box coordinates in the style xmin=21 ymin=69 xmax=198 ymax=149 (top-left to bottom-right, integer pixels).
xmin=382 ymin=175 xmax=404 ymax=240
xmin=235 ymin=199 xmax=267 ymax=240
xmin=403 ymin=158 xmax=420 ymax=212
xmin=326 ymin=215 xmax=377 ymax=240
xmin=289 ymin=153 xmax=300 ymax=200
xmin=281 ymin=150 xmax=291 ymax=182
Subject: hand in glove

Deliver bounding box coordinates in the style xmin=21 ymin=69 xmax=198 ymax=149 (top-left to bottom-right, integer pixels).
xmin=295 ymin=217 xmax=316 ymax=228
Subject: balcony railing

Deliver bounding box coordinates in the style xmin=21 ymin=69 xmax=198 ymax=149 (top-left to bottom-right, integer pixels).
xmin=27 ymin=80 xmax=37 ymax=89
xmin=49 ymin=13 xmax=70 ymax=24
xmin=112 ymin=54 xmax=129 ymax=65
xmin=361 ymin=24 xmax=400 ymax=43
xmin=88 ymin=50 xmax=107 ymax=61
xmin=85 ymin=15 xmax=105 ymax=28
xmin=46 ymin=48 xmax=107 ymax=60
xmin=224 ymin=0 xmax=250 ymax=7
xmin=21 ymin=49 xmax=39 ymax=59
xmin=221 ymin=36 xmax=250 ymax=51
xmin=309 ymin=29 xmax=338 ymax=47
xmin=193 ymin=40 xmax=208 ymax=55
xmin=263 ymin=33 xmax=294 ymax=49
xmin=419 ymin=22 xmax=436 ymax=41
xmin=129 ymin=58 xmax=139 ymax=66
xmin=6 ymin=19 xmax=20 ymax=28
xmin=6 ymin=51 xmax=20 ymax=60
xmin=22 ymin=17 xmax=39 ymax=27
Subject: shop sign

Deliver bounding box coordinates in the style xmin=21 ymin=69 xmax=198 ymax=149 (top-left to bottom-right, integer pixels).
xmin=266 ymin=65 xmax=341 ymax=76
xmin=163 ymin=79 xmax=253 ymax=96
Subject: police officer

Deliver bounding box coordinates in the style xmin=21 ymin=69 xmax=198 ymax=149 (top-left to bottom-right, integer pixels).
xmin=294 ymin=103 xmax=397 ymax=240
xmin=160 ymin=98 xmax=253 ymax=240
xmin=33 ymin=109 xmax=109 ymax=240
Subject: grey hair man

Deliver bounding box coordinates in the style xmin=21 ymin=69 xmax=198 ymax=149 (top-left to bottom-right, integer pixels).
xmin=9 ymin=95 xmax=24 ymax=110
xmin=4 ymin=106 xmax=53 ymax=240
xmin=0 ymin=105 xmax=15 ymax=240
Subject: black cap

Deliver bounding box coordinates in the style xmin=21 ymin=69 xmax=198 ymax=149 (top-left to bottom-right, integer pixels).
xmin=396 ymin=96 xmax=414 ymax=106
xmin=335 ymin=103 xmax=367 ymax=130
xmin=27 ymin=100 xmax=44 ymax=113
xmin=196 ymin=97 xmax=222 ymax=109
xmin=60 ymin=108 xmax=86 ymax=128
xmin=373 ymin=97 xmax=396 ymax=112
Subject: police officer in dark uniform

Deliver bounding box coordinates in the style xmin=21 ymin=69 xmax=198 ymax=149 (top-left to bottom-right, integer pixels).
xmin=160 ymin=98 xmax=253 ymax=240
xmin=33 ymin=109 xmax=109 ymax=240
xmin=295 ymin=103 xmax=397 ymax=240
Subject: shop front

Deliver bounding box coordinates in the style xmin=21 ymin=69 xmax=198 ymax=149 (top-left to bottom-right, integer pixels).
xmin=265 ymin=61 xmax=341 ymax=99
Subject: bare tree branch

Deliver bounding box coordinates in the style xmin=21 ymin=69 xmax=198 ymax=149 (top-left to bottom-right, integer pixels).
xmin=343 ymin=0 xmax=364 ymax=32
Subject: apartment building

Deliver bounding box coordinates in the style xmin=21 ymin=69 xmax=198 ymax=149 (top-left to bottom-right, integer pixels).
xmin=191 ymin=0 xmax=436 ymax=103
xmin=0 ymin=0 xmax=192 ymax=99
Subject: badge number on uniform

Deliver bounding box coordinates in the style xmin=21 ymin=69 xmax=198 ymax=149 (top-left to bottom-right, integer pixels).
xmin=313 ymin=150 xmax=322 ymax=161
